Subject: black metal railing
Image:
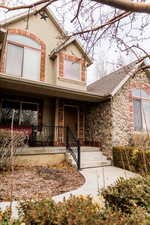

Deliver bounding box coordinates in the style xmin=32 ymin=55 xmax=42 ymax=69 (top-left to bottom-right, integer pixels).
xmin=0 ymin=124 xmax=80 ymax=169
xmin=66 ymin=126 xmax=80 ymax=170
xmin=29 ymin=125 xmax=65 ymax=147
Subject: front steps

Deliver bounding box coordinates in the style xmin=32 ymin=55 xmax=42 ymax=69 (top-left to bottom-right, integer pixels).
xmin=66 ymin=147 xmax=112 ymax=169
xmin=17 ymin=146 xmax=111 ymax=169
xmin=80 ymin=147 xmax=111 ymax=169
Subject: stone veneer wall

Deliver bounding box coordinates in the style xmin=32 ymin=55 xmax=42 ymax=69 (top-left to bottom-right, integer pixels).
xmin=86 ymin=71 xmax=150 ymax=156
xmin=85 ymin=100 xmax=113 ymax=156
xmin=111 ymin=71 xmax=150 ymax=147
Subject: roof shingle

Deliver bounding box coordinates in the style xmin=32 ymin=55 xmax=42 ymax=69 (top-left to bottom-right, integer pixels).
xmin=87 ymin=61 xmax=137 ymax=96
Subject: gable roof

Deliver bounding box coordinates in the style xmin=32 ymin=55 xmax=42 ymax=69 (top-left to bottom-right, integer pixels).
xmin=0 ymin=5 xmax=92 ymax=65
xmin=87 ymin=61 xmax=144 ymax=97
xmin=49 ymin=37 xmax=92 ymax=66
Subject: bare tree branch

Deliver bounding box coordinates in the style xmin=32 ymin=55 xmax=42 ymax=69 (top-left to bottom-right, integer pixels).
xmin=0 ymin=0 xmax=57 ymax=11
xmin=92 ymin=0 xmax=150 ymax=14
xmin=69 ymin=11 xmax=131 ymax=36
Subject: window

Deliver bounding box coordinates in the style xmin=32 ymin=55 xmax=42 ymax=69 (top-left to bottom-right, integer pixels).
xmin=64 ymin=59 xmax=80 ymax=80
xmin=132 ymin=88 xmax=150 ymax=131
xmin=6 ymin=34 xmax=41 ymax=81
xmin=0 ymin=100 xmax=38 ymax=126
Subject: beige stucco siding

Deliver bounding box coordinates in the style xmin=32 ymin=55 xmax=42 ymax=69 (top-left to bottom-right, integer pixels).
xmin=6 ymin=14 xmax=60 ymax=84
xmin=4 ymin=13 xmax=87 ymax=90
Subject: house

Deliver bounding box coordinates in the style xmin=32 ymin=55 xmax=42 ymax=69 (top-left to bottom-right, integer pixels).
xmin=0 ymin=5 xmax=149 ymax=167
xmin=87 ymin=61 xmax=150 ymax=156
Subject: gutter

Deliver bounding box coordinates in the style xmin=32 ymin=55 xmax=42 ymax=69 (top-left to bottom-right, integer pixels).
xmin=0 ymin=73 xmax=109 ymax=102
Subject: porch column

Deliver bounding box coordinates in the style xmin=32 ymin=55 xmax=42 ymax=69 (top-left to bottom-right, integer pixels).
xmin=79 ymin=106 xmax=85 ymax=145
xmin=55 ymin=98 xmax=64 ymax=145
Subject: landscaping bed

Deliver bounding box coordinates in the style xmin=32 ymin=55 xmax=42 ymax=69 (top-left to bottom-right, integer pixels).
xmin=0 ymin=162 xmax=85 ymax=202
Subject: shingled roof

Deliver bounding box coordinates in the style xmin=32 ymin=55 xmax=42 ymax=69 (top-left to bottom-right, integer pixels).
xmin=87 ymin=61 xmax=140 ymax=97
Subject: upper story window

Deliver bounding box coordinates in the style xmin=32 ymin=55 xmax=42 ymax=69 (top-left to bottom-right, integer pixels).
xmin=59 ymin=53 xmax=86 ymax=82
xmin=132 ymin=88 xmax=150 ymax=131
xmin=6 ymin=34 xmax=41 ymax=81
xmin=64 ymin=59 xmax=80 ymax=80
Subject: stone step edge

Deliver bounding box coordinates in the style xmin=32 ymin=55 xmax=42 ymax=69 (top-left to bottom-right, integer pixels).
xmin=81 ymin=161 xmax=111 ymax=166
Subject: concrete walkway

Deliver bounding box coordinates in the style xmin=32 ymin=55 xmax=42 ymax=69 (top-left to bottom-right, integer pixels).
xmin=0 ymin=166 xmax=138 ymax=217
xmin=53 ymin=166 xmax=137 ymax=201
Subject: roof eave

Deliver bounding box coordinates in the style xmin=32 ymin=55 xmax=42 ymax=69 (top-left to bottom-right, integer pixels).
xmin=0 ymin=73 xmax=108 ymax=102
xmin=49 ymin=38 xmax=92 ymax=66
xmin=111 ymin=60 xmax=144 ymax=97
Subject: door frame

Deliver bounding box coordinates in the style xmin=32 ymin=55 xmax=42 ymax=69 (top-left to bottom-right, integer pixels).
xmin=64 ymin=104 xmax=79 ymax=138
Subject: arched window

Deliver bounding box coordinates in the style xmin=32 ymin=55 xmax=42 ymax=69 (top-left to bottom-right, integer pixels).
xmin=132 ymin=88 xmax=150 ymax=131
xmin=6 ymin=34 xmax=41 ymax=81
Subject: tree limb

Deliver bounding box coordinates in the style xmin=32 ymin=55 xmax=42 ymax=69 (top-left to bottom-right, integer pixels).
xmin=0 ymin=0 xmax=58 ymax=11
xmin=69 ymin=11 xmax=131 ymax=36
xmin=92 ymin=0 xmax=150 ymax=14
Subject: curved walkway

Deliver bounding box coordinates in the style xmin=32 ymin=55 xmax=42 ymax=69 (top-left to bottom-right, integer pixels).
xmin=53 ymin=166 xmax=138 ymax=202
xmin=0 ymin=166 xmax=138 ymax=217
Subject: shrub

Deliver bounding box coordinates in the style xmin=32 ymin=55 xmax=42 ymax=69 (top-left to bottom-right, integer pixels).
xmin=0 ymin=129 xmax=25 ymax=171
xmin=130 ymin=132 xmax=150 ymax=149
xmin=135 ymin=150 xmax=150 ymax=173
xmin=19 ymin=198 xmax=57 ymax=225
xmin=113 ymin=146 xmax=150 ymax=173
xmin=113 ymin=146 xmax=138 ymax=171
xmin=0 ymin=209 xmax=20 ymax=225
xmin=56 ymin=195 xmax=102 ymax=225
xmin=18 ymin=195 xmax=150 ymax=225
xmin=102 ymin=176 xmax=150 ymax=213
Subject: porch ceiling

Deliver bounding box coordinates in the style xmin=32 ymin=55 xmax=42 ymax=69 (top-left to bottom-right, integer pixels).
xmin=0 ymin=74 xmax=109 ymax=102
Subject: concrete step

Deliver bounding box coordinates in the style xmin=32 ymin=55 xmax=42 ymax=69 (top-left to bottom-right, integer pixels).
xmin=81 ymin=151 xmax=111 ymax=169
xmin=81 ymin=160 xmax=111 ymax=168
xmin=80 ymin=146 xmax=100 ymax=152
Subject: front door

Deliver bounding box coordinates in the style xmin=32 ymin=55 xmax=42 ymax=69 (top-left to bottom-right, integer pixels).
xmin=64 ymin=106 xmax=78 ymax=138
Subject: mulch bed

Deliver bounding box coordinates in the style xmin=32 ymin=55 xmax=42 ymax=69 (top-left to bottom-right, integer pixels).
xmin=0 ymin=162 xmax=85 ymax=202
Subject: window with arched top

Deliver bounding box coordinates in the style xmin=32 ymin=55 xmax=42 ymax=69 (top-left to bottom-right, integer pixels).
xmin=132 ymin=88 xmax=150 ymax=131
xmin=6 ymin=34 xmax=41 ymax=81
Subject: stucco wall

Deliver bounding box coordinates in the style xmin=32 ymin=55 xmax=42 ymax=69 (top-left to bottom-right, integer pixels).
xmin=85 ymin=100 xmax=112 ymax=156
xmin=111 ymin=71 xmax=150 ymax=147
xmin=3 ymin=13 xmax=87 ymax=90
xmin=16 ymin=153 xmax=65 ymax=166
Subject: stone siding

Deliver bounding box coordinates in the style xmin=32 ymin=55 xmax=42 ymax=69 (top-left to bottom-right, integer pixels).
xmin=86 ymin=71 xmax=150 ymax=157
xmin=85 ymin=100 xmax=112 ymax=156
xmin=111 ymin=71 xmax=150 ymax=147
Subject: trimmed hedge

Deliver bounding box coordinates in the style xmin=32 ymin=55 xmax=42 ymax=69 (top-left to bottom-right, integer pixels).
xmin=113 ymin=146 xmax=150 ymax=173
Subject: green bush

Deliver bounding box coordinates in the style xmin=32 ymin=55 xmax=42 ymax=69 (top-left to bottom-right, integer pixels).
xmin=18 ymin=195 xmax=150 ymax=225
xmin=0 ymin=210 xmax=20 ymax=225
xmin=19 ymin=198 xmax=57 ymax=225
xmin=56 ymin=195 xmax=102 ymax=225
xmin=135 ymin=150 xmax=150 ymax=173
xmin=102 ymin=176 xmax=150 ymax=213
xmin=113 ymin=146 xmax=150 ymax=173
xmin=113 ymin=146 xmax=138 ymax=171
xmin=1 ymin=193 xmax=150 ymax=225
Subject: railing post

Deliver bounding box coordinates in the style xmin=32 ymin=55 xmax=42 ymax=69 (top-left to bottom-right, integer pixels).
xmin=66 ymin=126 xmax=69 ymax=150
xmin=77 ymin=139 xmax=80 ymax=170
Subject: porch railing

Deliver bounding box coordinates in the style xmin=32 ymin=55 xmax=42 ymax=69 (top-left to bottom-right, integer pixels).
xmin=66 ymin=126 xmax=80 ymax=170
xmin=29 ymin=125 xmax=65 ymax=147
xmin=0 ymin=124 xmax=81 ymax=169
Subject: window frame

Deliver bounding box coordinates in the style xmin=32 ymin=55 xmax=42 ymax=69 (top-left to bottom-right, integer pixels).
xmin=63 ymin=58 xmax=81 ymax=81
xmin=132 ymin=88 xmax=150 ymax=131
xmin=6 ymin=38 xmax=41 ymax=79
xmin=0 ymin=98 xmax=39 ymax=127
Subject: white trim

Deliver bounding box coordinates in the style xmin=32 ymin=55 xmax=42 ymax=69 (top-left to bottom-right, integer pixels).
xmin=111 ymin=61 xmax=144 ymax=97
